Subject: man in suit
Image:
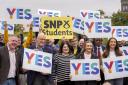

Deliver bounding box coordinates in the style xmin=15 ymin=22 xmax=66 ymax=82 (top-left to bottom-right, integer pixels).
xmin=93 ymin=38 xmax=106 ymax=85
xmin=0 ymin=35 xmax=21 ymax=85
xmin=93 ymin=38 xmax=105 ymax=57
xmin=27 ymin=33 xmax=54 ymax=85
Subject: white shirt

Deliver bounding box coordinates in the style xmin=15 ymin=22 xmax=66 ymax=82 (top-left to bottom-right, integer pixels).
xmin=7 ymin=47 xmax=16 ymax=78
xmin=84 ymin=53 xmax=91 ymax=59
xmin=109 ymin=51 xmax=116 ymax=58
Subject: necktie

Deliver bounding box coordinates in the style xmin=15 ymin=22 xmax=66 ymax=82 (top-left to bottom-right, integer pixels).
xmin=98 ymin=47 xmax=101 ymax=58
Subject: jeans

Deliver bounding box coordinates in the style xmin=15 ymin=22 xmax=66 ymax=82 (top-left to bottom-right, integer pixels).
xmin=33 ymin=73 xmax=54 ymax=85
xmin=0 ymin=79 xmax=16 ymax=85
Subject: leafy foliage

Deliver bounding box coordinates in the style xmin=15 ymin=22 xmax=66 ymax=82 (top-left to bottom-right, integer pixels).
xmin=111 ymin=11 xmax=128 ymax=26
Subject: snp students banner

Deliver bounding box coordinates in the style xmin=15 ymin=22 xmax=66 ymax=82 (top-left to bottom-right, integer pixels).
xmin=102 ymin=57 xmax=128 ymax=80
xmin=41 ymin=16 xmax=73 ymax=39
xmin=22 ymin=48 xmax=52 ymax=74
xmin=70 ymin=59 xmax=100 ymax=81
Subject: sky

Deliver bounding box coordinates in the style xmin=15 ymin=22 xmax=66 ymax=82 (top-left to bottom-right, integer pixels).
xmin=0 ymin=0 xmax=121 ymax=17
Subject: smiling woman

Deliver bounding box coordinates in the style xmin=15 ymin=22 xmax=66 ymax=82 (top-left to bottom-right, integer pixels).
xmin=102 ymin=37 xmax=122 ymax=58
xmin=52 ymin=41 xmax=75 ymax=85
xmin=75 ymin=40 xmax=98 ymax=85
xmin=102 ymin=37 xmax=123 ymax=85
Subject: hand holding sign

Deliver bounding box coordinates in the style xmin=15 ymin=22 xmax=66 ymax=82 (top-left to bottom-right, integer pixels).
xmin=19 ymin=24 xmax=24 ymax=33
xmin=41 ymin=72 xmax=50 ymax=75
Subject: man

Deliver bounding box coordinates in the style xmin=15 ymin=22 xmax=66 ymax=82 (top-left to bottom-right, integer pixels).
xmin=69 ymin=34 xmax=81 ymax=56
xmin=93 ymin=38 xmax=106 ymax=85
xmin=93 ymin=38 xmax=105 ymax=58
xmin=0 ymin=35 xmax=21 ymax=85
xmin=79 ymin=38 xmax=85 ymax=50
xmin=27 ymin=32 xmax=54 ymax=85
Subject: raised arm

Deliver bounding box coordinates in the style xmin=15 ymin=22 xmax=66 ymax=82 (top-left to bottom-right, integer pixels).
xmin=3 ymin=21 xmax=8 ymax=45
xmin=22 ymin=23 xmax=33 ymax=48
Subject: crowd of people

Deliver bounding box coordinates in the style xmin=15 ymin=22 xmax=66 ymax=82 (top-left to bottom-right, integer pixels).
xmin=0 ymin=23 xmax=128 ymax=85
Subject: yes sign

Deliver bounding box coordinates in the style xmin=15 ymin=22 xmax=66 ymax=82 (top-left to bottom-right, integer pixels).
xmin=73 ymin=18 xmax=111 ymax=38
xmin=22 ymin=48 xmax=52 ymax=74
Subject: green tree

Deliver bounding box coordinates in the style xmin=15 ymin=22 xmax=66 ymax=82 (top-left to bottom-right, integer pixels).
xmin=111 ymin=11 xmax=128 ymax=26
xmin=98 ymin=9 xmax=105 ymax=17
xmin=98 ymin=9 xmax=110 ymax=19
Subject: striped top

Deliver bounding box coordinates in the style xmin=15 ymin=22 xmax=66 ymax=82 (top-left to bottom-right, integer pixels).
xmin=52 ymin=53 xmax=74 ymax=82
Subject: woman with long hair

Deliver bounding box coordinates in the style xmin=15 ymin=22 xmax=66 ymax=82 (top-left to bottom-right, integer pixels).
xmin=102 ymin=37 xmax=123 ymax=85
xmin=52 ymin=41 xmax=75 ymax=85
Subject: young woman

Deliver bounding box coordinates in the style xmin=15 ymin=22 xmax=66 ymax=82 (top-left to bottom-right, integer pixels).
xmin=102 ymin=37 xmax=123 ymax=85
xmin=52 ymin=41 xmax=75 ymax=85
xmin=75 ymin=40 xmax=98 ymax=85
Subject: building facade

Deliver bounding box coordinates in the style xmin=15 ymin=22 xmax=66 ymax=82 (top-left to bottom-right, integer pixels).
xmin=121 ymin=0 xmax=128 ymax=12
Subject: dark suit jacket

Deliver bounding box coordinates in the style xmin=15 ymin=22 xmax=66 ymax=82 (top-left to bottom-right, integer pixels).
xmin=77 ymin=52 xmax=98 ymax=59
xmin=0 ymin=42 xmax=4 ymax=47
xmin=75 ymin=52 xmax=98 ymax=85
xmin=93 ymin=45 xmax=106 ymax=57
xmin=0 ymin=46 xmax=21 ymax=84
xmin=27 ymin=45 xmax=54 ymax=85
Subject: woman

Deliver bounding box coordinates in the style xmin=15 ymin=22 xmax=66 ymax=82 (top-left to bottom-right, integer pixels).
xmin=52 ymin=41 xmax=75 ymax=85
xmin=75 ymin=40 xmax=98 ymax=85
xmin=102 ymin=37 xmax=123 ymax=85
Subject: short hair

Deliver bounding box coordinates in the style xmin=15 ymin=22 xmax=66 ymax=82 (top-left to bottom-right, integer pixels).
xmin=8 ymin=34 xmax=18 ymax=39
xmin=69 ymin=34 xmax=78 ymax=42
xmin=37 ymin=32 xmax=46 ymax=39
